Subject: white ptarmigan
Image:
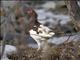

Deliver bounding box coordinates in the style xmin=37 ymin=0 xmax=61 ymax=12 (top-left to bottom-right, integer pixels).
xmin=26 ymin=8 xmax=55 ymax=50
xmin=29 ymin=25 xmax=55 ymax=50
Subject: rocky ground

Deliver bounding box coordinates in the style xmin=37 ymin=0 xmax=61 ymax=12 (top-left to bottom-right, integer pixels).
xmin=0 ymin=41 xmax=79 ymax=60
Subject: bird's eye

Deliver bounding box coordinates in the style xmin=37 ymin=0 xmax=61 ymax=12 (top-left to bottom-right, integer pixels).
xmin=39 ymin=30 xmax=43 ymax=33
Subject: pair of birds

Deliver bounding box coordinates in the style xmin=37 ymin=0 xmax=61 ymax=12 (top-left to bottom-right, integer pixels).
xmin=22 ymin=8 xmax=54 ymax=50
xmin=14 ymin=7 xmax=55 ymax=50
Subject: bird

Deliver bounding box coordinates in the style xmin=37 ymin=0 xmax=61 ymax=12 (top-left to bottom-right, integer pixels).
xmin=29 ymin=25 xmax=55 ymax=50
xmin=23 ymin=8 xmax=40 ymax=34
xmin=25 ymin=8 xmax=55 ymax=50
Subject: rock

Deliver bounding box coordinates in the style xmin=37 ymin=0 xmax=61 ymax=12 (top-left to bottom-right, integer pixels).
xmin=42 ymin=2 xmax=56 ymax=10
xmin=55 ymin=1 xmax=66 ymax=8
xmin=42 ymin=1 xmax=66 ymax=10
xmin=55 ymin=14 xmax=70 ymax=25
xmin=1 ymin=54 xmax=10 ymax=60
xmin=35 ymin=9 xmax=47 ymax=20
xmin=0 ymin=45 xmax=17 ymax=60
xmin=42 ymin=14 xmax=70 ymax=29
xmin=78 ymin=1 xmax=80 ymax=7
xmin=35 ymin=8 xmax=70 ymax=25
xmin=48 ymin=34 xmax=80 ymax=45
xmin=3 ymin=45 xmax=17 ymax=55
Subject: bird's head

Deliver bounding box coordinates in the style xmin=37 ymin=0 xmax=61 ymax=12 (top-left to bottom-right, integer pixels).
xmin=23 ymin=8 xmax=40 ymax=33
xmin=24 ymin=8 xmax=38 ymax=18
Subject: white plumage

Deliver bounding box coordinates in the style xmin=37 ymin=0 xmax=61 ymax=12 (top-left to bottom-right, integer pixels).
xmin=29 ymin=25 xmax=55 ymax=50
